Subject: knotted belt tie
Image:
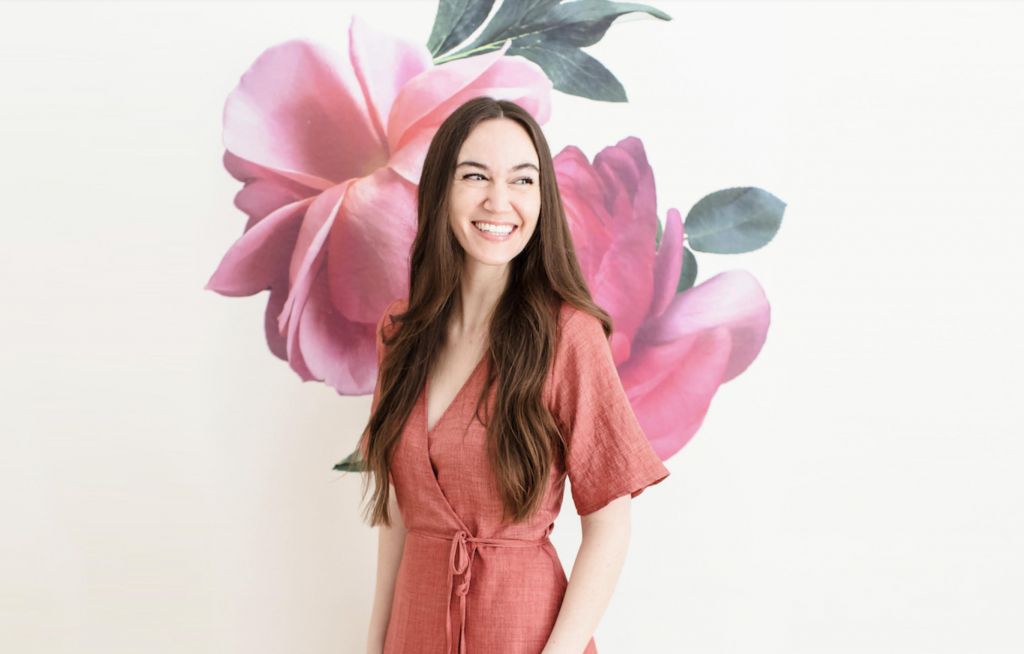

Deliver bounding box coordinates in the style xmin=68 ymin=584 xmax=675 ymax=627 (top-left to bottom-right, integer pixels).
xmin=408 ymin=527 xmax=552 ymax=654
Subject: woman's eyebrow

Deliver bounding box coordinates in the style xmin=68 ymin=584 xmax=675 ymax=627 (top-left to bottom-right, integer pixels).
xmin=456 ymin=160 xmax=539 ymax=173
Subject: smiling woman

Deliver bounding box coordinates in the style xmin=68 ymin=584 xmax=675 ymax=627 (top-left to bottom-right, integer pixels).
xmin=448 ymin=119 xmax=542 ymax=260
xmin=359 ymin=96 xmax=669 ymax=654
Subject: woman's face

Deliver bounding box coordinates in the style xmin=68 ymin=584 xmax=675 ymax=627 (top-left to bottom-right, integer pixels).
xmin=448 ymin=118 xmax=542 ymax=268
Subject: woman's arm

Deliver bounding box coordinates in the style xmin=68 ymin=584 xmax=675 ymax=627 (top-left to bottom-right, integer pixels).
xmin=541 ymin=495 xmax=631 ymax=654
xmin=366 ymin=485 xmax=407 ymax=654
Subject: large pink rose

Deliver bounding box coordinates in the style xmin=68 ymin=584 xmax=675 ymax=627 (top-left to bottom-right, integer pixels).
xmin=205 ymin=15 xmax=553 ymax=393
xmin=553 ymin=137 xmax=770 ymax=458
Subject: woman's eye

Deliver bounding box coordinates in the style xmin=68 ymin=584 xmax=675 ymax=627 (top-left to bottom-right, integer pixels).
xmin=461 ymin=173 xmax=534 ymax=185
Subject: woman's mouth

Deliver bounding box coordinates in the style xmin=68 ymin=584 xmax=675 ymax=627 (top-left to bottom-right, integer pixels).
xmin=472 ymin=221 xmax=518 ymax=241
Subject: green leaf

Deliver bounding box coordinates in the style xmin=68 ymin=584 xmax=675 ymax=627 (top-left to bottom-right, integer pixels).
xmin=685 ymin=187 xmax=786 ymax=254
xmin=332 ymin=446 xmax=367 ymax=473
xmin=529 ymin=0 xmax=670 ymax=48
xmin=432 ymin=0 xmax=672 ymax=102
xmin=510 ymin=41 xmax=626 ymax=101
xmin=428 ymin=0 xmax=498 ymax=57
xmin=466 ymin=0 xmax=563 ymax=51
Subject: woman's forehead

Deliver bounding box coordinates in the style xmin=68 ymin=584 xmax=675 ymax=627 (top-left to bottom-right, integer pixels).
xmin=458 ymin=121 xmax=539 ymax=167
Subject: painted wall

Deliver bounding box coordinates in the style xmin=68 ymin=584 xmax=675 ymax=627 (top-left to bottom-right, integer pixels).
xmin=2 ymin=1 xmax=1021 ymax=652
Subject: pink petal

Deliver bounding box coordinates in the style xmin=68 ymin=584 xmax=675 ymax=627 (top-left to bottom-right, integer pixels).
xmin=387 ymin=43 xmax=553 ymax=184
xmin=277 ymin=182 xmax=351 ymax=340
xmin=235 ymin=177 xmax=312 ymax=233
xmin=222 ymin=151 xmax=321 ymax=232
xmin=589 ymin=138 xmax=659 ymax=346
xmin=641 ymin=270 xmax=771 ymax=383
xmin=296 ymin=264 xmax=378 ymax=394
xmin=387 ymin=41 xmax=511 ymax=152
xmin=553 ymin=146 xmax=617 ymax=281
xmin=620 ymin=326 xmax=733 ymax=459
xmin=326 ymin=165 xmax=417 ymax=324
xmin=382 ymin=128 xmax=438 ymax=186
xmin=204 ymin=197 xmax=312 ymax=296
xmin=593 ymin=137 xmax=658 ymax=227
xmin=263 ymin=276 xmax=289 ymax=362
xmin=590 ymin=209 xmax=655 ymax=360
xmin=554 ymin=141 xmax=660 ymax=353
xmin=347 ymin=15 xmax=433 ymax=147
xmin=650 ymin=208 xmax=684 ymax=319
xmin=222 ymin=39 xmax=384 ymax=190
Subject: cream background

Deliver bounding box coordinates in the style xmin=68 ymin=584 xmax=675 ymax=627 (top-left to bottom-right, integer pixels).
xmin=2 ymin=1 xmax=1022 ymax=652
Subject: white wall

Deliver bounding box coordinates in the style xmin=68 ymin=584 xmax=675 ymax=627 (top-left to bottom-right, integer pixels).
xmin=2 ymin=1 xmax=1021 ymax=652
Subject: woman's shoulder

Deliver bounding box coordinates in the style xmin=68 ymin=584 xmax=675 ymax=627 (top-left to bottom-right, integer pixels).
xmin=547 ymin=302 xmax=617 ymax=414
xmin=557 ymin=300 xmax=589 ymax=328
xmin=555 ymin=301 xmax=609 ymax=354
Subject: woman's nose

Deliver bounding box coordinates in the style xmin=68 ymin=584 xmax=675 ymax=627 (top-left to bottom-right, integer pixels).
xmin=483 ymin=183 xmax=512 ymax=212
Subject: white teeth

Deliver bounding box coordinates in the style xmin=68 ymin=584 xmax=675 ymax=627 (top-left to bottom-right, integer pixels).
xmin=473 ymin=222 xmax=515 ymax=235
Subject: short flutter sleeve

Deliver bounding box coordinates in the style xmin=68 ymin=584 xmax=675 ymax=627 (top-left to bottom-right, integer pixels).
xmin=551 ymin=308 xmax=671 ymax=516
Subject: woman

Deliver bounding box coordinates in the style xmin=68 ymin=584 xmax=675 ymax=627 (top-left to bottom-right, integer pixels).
xmin=360 ymin=96 xmax=670 ymax=654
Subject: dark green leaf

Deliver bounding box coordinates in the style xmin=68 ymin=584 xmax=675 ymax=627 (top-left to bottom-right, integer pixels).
xmin=428 ymin=0 xmax=498 ymax=57
xmin=457 ymin=0 xmax=669 ymax=55
xmin=332 ymin=446 xmax=367 ymax=473
xmin=685 ymin=187 xmax=786 ymax=254
xmin=538 ymin=0 xmax=672 ymax=48
xmin=509 ymin=41 xmax=626 ymax=102
xmin=432 ymin=0 xmax=671 ymax=102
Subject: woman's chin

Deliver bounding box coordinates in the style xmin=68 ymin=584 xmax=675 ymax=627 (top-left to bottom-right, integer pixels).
xmin=463 ymin=247 xmax=521 ymax=269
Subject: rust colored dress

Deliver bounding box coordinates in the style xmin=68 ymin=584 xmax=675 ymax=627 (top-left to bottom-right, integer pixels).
xmin=368 ymin=298 xmax=670 ymax=654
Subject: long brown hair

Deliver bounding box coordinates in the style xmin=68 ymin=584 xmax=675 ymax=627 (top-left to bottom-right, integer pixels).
xmin=360 ymin=96 xmax=611 ymax=527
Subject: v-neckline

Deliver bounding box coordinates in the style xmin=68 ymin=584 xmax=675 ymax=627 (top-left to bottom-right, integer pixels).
xmin=424 ymin=352 xmax=488 ymax=436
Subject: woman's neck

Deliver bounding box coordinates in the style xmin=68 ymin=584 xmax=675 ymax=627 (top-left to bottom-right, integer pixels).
xmin=454 ymin=261 xmax=509 ymax=337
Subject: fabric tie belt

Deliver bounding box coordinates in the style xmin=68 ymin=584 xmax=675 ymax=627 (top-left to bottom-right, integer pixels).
xmin=408 ymin=527 xmax=553 ymax=654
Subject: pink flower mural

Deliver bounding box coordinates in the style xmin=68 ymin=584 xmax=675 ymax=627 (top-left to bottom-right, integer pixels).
xmin=205 ymin=15 xmax=553 ymax=393
xmin=553 ymin=138 xmax=769 ymax=458
xmin=205 ymin=10 xmax=781 ymax=464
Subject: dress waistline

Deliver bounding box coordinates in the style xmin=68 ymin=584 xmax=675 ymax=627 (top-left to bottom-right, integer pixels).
xmin=406 ymin=526 xmax=554 ymax=654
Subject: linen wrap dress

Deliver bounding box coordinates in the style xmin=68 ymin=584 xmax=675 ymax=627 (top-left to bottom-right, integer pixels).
xmin=366 ymin=298 xmax=670 ymax=654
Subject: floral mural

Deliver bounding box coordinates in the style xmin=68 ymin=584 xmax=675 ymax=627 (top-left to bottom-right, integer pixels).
xmin=204 ymin=1 xmax=784 ymax=469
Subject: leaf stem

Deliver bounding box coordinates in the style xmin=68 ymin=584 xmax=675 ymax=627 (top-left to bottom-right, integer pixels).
xmin=432 ymin=40 xmax=507 ymax=65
